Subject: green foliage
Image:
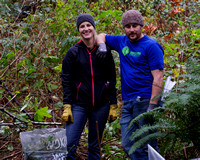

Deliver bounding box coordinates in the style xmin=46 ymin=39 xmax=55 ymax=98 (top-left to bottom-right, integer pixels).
xmin=128 ymin=57 xmax=200 ymax=159
xmin=102 ymin=119 xmax=128 ymax=159
xmin=0 ymin=0 xmax=200 ymax=159
xmin=34 ymin=106 xmax=52 ymax=122
xmin=0 ymin=0 xmax=21 ymax=20
xmin=0 ymin=126 xmax=11 ymax=137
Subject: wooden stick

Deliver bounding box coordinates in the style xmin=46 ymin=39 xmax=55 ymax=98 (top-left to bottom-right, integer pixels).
xmin=96 ymin=121 xmax=102 ymax=160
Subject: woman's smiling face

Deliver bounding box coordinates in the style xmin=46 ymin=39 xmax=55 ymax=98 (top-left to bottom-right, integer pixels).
xmin=79 ymin=21 xmax=95 ymax=40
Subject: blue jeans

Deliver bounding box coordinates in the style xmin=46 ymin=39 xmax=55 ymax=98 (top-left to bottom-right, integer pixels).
xmin=120 ymin=98 xmax=159 ymax=160
xmin=65 ymin=103 xmax=109 ymax=160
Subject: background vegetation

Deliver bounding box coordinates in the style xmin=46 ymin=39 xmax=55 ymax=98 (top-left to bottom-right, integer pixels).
xmin=0 ymin=0 xmax=199 ymax=159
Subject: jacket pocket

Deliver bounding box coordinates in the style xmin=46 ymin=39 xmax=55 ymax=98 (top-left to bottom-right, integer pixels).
xmin=76 ymin=82 xmax=82 ymax=100
xmin=96 ymin=82 xmax=109 ymax=103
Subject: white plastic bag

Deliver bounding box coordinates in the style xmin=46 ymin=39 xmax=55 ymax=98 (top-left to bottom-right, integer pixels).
xmin=161 ymin=76 xmax=176 ymax=101
xmin=148 ymin=144 xmax=165 ymax=160
xmin=20 ymin=128 xmax=67 ymax=160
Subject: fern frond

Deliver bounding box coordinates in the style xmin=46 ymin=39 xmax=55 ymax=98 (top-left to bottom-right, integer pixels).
xmin=128 ymin=132 xmax=167 ymax=155
xmin=129 ymin=124 xmax=177 ymax=142
xmin=128 ymin=111 xmax=151 ymax=129
xmin=128 ymin=107 xmax=164 ymax=129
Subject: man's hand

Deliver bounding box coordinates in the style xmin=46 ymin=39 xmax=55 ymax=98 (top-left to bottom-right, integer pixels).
xmin=147 ymin=103 xmax=158 ymax=112
xmin=96 ymin=43 xmax=107 ymax=59
xmin=62 ymin=104 xmax=73 ymax=123
xmin=108 ymin=104 xmax=118 ymax=122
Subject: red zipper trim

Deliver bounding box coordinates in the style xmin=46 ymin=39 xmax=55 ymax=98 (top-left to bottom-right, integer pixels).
xmin=86 ymin=46 xmax=97 ymax=106
xmin=105 ymin=82 xmax=108 ymax=88
xmin=76 ymin=82 xmax=82 ymax=100
xmin=78 ymin=39 xmax=82 ymax=43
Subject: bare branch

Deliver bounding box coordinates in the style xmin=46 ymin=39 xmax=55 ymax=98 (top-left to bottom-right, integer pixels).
xmin=2 ymin=94 xmax=17 ymax=109
xmin=0 ymin=121 xmax=62 ymax=126
xmin=1 ymin=80 xmax=33 ymax=120
xmin=2 ymin=151 xmax=22 ymax=160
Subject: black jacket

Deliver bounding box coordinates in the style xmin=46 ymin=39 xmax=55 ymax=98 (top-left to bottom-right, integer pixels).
xmin=61 ymin=40 xmax=117 ymax=108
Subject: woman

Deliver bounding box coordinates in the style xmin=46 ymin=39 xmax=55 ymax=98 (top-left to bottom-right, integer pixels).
xmin=61 ymin=13 xmax=117 ymax=159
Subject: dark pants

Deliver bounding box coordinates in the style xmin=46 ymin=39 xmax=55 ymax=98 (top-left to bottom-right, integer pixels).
xmin=120 ymin=98 xmax=159 ymax=160
xmin=65 ymin=103 xmax=109 ymax=160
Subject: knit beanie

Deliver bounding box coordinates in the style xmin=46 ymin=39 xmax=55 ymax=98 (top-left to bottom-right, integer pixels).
xmin=76 ymin=13 xmax=95 ymax=31
xmin=122 ymin=10 xmax=144 ymax=28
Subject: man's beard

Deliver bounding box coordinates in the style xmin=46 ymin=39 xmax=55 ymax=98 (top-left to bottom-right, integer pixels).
xmin=127 ymin=32 xmax=141 ymax=42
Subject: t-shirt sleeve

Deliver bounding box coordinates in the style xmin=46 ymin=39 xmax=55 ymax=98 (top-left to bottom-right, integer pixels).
xmin=105 ymin=35 xmax=121 ymax=51
xmin=147 ymin=43 xmax=164 ymax=70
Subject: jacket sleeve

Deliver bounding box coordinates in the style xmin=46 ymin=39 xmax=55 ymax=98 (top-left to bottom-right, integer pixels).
xmin=106 ymin=46 xmax=117 ymax=105
xmin=61 ymin=49 xmax=75 ymax=105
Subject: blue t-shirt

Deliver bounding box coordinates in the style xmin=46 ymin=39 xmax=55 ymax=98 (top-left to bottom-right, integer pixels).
xmin=106 ymin=34 xmax=164 ymax=101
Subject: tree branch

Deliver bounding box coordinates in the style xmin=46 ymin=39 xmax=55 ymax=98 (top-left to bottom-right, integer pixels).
xmin=0 ymin=80 xmax=33 ymax=120
xmin=0 ymin=108 xmax=62 ymax=126
xmin=0 ymin=121 xmax=62 ymax=126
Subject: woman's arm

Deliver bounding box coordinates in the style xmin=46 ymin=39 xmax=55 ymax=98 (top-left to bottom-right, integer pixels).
xmin=61 ymin=50 xmax=74 ymax=105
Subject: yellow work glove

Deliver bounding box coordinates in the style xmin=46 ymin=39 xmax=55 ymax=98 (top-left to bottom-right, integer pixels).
xmin=62 ymin=104 xmax=73 ymax=123
xmin=108 ymin=104 xmax=118 ymax=122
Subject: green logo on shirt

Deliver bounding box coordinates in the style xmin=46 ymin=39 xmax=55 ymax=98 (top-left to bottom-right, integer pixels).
xmin=130 ymin=51 xmax=141 ymax=57
xmin=122 ymin=46 xmax=141 ymax=57
xmin=122 ymin=46 xmax=129 ymax=56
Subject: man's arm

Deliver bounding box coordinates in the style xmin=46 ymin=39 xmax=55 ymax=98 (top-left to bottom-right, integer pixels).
xmin=96 ymin=33 xmax=107 ymax=59
xmin=96 ymin=33 xmax=106 ymax=44
xmin=150 ymin=69 xmax=163 ymax=104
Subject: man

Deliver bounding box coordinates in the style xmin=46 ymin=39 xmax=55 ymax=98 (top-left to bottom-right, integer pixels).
xmin=96 ymin=10 xmax=164 ymax=159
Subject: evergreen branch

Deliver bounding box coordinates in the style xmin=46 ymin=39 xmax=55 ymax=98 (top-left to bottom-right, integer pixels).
xmin=128 ymin=117 xmax=200 ymax=154
xmin=129 ymin=124 xmax=177 ymax=142
xmin=128 ymin=132 xmax=167 ymax=154
xmin=128 ymin=112 xmax=151 ymax=129
xmin=128 ymin=106 xmax=164 ymax=129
